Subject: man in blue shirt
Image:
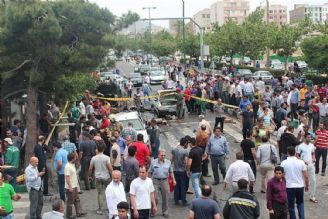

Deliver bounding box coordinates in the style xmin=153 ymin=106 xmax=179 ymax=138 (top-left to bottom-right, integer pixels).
xmin=205 ymin=127 xmax=230 ymax=185
xmin=239 ymin=95 xmax=251 ymax=112
xmin=290 ymin=84 xmax=300 ymax=121
xmin=53 ymin=142 xmax=68 ymax=201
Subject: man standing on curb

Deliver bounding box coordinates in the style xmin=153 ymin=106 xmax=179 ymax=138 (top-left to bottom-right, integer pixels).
xmin=281 ymin=147 xmax=309 ymax=219
xmin=25 ymin=157 xmax=44 ymax=219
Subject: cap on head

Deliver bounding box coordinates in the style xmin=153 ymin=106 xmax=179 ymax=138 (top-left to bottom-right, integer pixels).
xmin=4 ymin=138 xmax=13 ymax=145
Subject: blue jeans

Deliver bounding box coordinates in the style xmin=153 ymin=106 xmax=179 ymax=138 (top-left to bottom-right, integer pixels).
xmin=1 ymin=213 xmax=14 ymax=219
xmin=191 ymin=172 xmax=201 ymax=198
xmin=286 ymin=187 xmax=304 ymax=219
xmin=151 ymin=139 xmax=160 ymax=159
xmin=173 ymin=171 xmax=188 ymax=203
xmin=58 ymin=173 xmax=65 ymax=201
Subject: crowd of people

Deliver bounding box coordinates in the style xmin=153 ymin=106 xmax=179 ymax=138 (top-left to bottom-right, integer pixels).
xmin=0 ymin=62 xmax=328 ymax=219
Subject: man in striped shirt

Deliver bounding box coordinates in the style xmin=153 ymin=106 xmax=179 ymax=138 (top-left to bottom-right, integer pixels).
xmin=315 ymin=122 xmax=328 ymax=176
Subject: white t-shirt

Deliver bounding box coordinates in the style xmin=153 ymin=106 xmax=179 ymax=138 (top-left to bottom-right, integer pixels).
xmin=130 ymin=177 xmax=155 ymax=210
xmin=64 ymin=162 xmax=79 ymax=189
xmin=225 ymin=160 xmax=255 ymax=183
xmin=297 ymin=142 xmax=315 ymax=163
xmin=281 ymin=156 xmax=307 ymax=188
xmin=244 ymin=82 xmax=254 ymax=93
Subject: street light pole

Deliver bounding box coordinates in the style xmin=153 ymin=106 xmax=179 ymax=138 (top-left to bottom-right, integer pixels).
xmin=142 ymin=6 xmax=156 ymax=66
xmin=182 ymin=0 xmax=186 ymax=69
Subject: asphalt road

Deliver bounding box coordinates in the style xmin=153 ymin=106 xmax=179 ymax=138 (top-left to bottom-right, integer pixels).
xmin=14 ymin=61 xmax=328 ymax=219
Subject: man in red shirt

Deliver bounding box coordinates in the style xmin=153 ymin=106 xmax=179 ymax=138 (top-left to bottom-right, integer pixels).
xmin=315 ymin=122 xmax=328 ymax=176
xmin=184 ymin=86 xmax=192 ymax=113
xmin=133 ymin=134 xmax=150 ymax=167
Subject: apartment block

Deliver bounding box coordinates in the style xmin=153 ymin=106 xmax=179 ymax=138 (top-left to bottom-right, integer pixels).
xmin=290 ymin=4 xmax=325 ymax=24
xmin=210 ymin=0 xmax=250 ymax=26
xmin=193 ymin=8 xmax=212 ymax=34
xmin=258 ymin=4 xmax=287 ymax=26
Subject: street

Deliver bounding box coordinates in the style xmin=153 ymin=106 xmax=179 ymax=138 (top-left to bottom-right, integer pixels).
xmin=13 ymin=61 xmax=328 ymax=219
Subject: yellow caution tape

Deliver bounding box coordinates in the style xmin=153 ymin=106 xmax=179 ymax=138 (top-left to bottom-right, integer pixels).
xmin=90 ymin=93 xmax=239 ymax=109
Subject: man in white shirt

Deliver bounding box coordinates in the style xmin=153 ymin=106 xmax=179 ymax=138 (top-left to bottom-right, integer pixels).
xmin=255 ymin=77 xmax=265 ymax=93
xmin=224 ymin=151 xmax=255 ymax=193
xmin=317 ymin=98 xmax=328 ymax=127
xmin=105 ymin=170 xmax=127 ymax=218
xmin=198 ymin=115 xmax=212 ymax=136
xmin=42 ymin=199 xmax=65 ymax=219
xmin=297 ymin=133 xmax=317 ymax=203
xmin=65 ymin=153 xmax=86 ymax=218
xmin=130 ymin=166 xmax=157 ymax=219
xmin=277 ymin=120 xmax=288 ymax=143
xmin=281 ymin=146 xmax=309 ymax=219
xmin=243 ymin=78 xmax=255 ymax=101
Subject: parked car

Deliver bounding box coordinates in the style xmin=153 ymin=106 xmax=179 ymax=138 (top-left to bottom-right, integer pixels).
xmin=149 ymin=70 xmax=165 ymax=85
xmin=296 ymin=60 xmax=308 ymax=69
xmin=115 ymin=111 xmax=149 ymax=144
xmin=240 ymin=56 xmax=252 ymax=65
xmin=152 ymin=90 xmax=184 ymax=118
xmin=139 ymin=64 xmax=151 ymax=75
xmin=95 ymin=81 xmax=122 ymax=107
xmin=253 ymin=70 xmax=273 ymax=84
xmin=271 ymin=62 xmax=284 ymax=70
xmin=126 ymin=73 xmax=143 ymax=87
xmin=234 ymin=69 xmax=253 ymax=78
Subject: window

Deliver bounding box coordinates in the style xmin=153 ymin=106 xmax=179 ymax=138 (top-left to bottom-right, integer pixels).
xmin=279 ymin=10 xmax=282 ymax=13
xmin=202 ymin=14 xmax=206 ymax=18
xmin=270 ymin=16 xmax=273 ymax=19
xmin=269 ymin=10 xmax=273 ymax=13
xmin=207 ymin=14 xmax=210 ymax=18
xmin=280 ymin=15 xmax=282 ymax=19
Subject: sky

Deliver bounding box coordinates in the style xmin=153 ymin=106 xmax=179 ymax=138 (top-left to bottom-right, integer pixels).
xmin=90 ymin=0 xmax=327 ymax=27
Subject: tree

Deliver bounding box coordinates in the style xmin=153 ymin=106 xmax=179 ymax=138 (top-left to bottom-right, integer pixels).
xmin=301 ymin=34 xmax=328 ymax=73
xmin=115 ymin=10 xmax=140 ymax=31
xmin=0 ymin=0 xmax=115 ymax=165
xmin=151 ymin=30 xmax=176 ymax=57
xmin=268 ymin=24 xmax=302 ymax=71
xmin=178 ymin=32 xmax=200 ymax=59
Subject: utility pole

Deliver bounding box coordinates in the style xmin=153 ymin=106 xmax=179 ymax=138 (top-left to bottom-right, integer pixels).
xmin=142 ymin=6 xmax=156 ymax=66
xmin=182 ymin=0 xmax=186 ymax=69
xmin=266 ymin=0 xmax=270 ymax=67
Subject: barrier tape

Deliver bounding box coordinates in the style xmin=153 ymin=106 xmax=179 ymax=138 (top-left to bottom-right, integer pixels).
xmin=90 ymin=93 xmax=240 ymax=109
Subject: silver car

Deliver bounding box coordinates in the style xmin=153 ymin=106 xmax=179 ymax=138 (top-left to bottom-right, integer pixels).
xmin=253 ymin=71 xmax=273 ymax=84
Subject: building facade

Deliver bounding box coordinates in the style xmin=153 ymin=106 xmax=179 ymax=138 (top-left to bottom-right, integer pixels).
xmin=258 ymin=4 xmax=287 ymax=26
xmin=290 ymin=4 xmax=325 ymax=24
xmin=210 ymin=0 xmax=250 ymax=26
xmin=193 ymin=8 xmax=212 ymax=34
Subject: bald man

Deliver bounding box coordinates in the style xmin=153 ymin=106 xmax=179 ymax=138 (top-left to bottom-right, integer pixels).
xmin=25 ymin=157 xmax=45 ymax=219
xmin=105 ymin=170 xmax=127 ymax=218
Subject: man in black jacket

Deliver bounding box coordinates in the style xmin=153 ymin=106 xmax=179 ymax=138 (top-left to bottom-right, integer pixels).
xmin=279 ymin=126 xmax=301 ymax=161
xmin=223 ymin=179 xmax=260 ymax=219
xmin=34 ymin=135 xmax=52 ymax=196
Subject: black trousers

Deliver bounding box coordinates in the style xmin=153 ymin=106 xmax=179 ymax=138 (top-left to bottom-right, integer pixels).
xmin=214 ymin=117 xmax=225 ymax=132
xmin=270 ymin=201 xmax=288 ymax=219
xmin=42 ymin=167 xmax=49 ymax=195
xmin=315 ymin=148 xmax=327 ymax=173
xmin=201 ymin=158 xmax=209 ymax=176
xmin=131 ymin=209 xmax=150 ymax=219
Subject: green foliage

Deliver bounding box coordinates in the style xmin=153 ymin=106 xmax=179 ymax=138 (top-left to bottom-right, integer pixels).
xmin=305 ymin=74 xmax=328 ymax=84
xmin=301 ymin=34 xmax=328 ymax=73
xmin=115 ymin=10 xmax=140 ymax=31
xmin=53 ymin=72 xmax=98 ymax=101
xmin=151 ymin=30 xmax=176 ymax=57
xmin=178 ymin=32 xmax=200 ymax=59
xmin=0 ymin=0 xmax=115 ymax=97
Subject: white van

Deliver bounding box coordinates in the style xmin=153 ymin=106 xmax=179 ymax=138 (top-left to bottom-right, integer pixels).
xmin=115 ymin=111 xmax=150 ymax=144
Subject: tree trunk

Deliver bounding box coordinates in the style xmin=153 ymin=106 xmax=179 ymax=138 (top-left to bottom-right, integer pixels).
xmin=24 ymin=82 xmax=39 ymax=167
